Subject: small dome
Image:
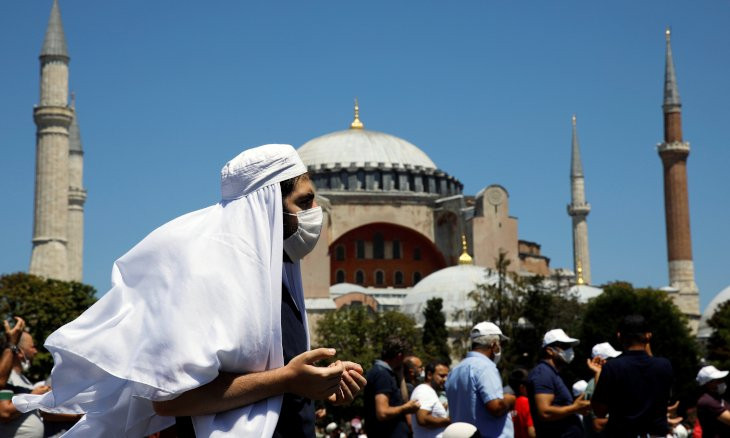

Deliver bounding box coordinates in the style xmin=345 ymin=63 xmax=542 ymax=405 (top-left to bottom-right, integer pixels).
xmin=568 ymin=284 xmax=603 ymax=303
xmin=298 ymin=129 xmax=437 ymax=171
xmin=401 ymin=265 xmax=500 ymax=328
xmin=698 ymin=285 xmax=730 ymax=338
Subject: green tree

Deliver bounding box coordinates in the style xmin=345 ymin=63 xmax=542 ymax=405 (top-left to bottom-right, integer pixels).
xmin=314 ymin=306 xmax=422 ymax=423
xmin=422 ymin=297 xmax=450 ymax=362
xmin=706 ymin=299 xmax=730 ymax=371
xmin=0 ymin=272 xmax=97 ymax=381
xmin=580 ymin=282 xmax=700 ymax=402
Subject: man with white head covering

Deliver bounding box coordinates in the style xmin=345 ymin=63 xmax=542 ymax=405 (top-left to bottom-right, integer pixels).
xmin=13 ymin=144 xmax=366 ymax=437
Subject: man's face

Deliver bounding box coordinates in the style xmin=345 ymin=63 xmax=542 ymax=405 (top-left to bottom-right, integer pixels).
xmin=406 ymin=357 xmax=423 ymax=382
xmin=19 ymin=333 xmax=37 ymax=361
xmin=283 ymin=175 xmax=317 ymax=239
xmin=430 ymin=364 xmax=449 ymax=391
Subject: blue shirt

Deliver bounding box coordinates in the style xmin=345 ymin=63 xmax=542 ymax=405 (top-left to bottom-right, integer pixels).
xmin=445 ymin=351 xmax=514 ymax=438
xmin=527 ymin=361 xmax=583 ymax=438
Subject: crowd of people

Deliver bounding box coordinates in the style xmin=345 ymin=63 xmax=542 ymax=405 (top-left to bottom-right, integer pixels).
xmin=0 ymin=144 xmax=728 ymax=438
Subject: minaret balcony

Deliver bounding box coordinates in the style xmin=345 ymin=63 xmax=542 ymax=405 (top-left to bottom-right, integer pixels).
xmin=657 ymin=141 xmax=690 ymax=154
xmin=567 ymin=203 xmax=591 ymax=216
xmin=33 ymin=105 xmax=73 ymax=128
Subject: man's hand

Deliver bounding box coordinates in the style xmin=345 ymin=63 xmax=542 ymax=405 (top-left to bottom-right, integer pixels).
xmin=327 ymin=361 xmax=367 ymax=406
xmin=571 ymin=393 xmax=591 ymax=415
xmin=400 ymin=399 xmax=421 ymax=415
xmin=31 ymin=385 xmax=51 ymax=395
xmin=3 ymin=317 xmax=25 ymax=346
xmin=587 ymin=357 xmax=604 ymax=375
xmin=283 ymin=348 xmax=344 ymax=400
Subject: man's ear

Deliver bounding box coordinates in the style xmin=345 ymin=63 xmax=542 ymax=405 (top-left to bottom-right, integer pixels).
xmin=645 ymin=332 xmax=653 ymax=342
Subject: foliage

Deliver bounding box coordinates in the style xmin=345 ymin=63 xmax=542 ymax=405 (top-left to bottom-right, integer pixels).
xmin=314 ymin=306 xmax=422 ymax=423
xmin=580 ymin=282 xmax=700 ymax=403
xmin=706 ymin=299 xmax=730 ymax=371
xmin=421 ymin=297 xmax=450 ymax=362
xmin=0 ymin=272 xmax=97 ymax=381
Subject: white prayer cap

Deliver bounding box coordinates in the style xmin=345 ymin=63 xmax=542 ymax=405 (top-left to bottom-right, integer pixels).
xmin=542 ymin=328 xmax=579 ymax=347
xmin=591 ymin=342 xmax=621 ymax=359
xmin=221 ymin=144 xmax=307 ymax=200
xmin=697 ymin=365 xmax=729 ymax=386
xmin=443 ymin=422 xmax=478 ymax=438
xmin=471 ymin=321 xmax=509 ymax=341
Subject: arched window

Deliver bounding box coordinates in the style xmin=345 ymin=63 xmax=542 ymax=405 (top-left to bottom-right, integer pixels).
xmin=375 ymin=270 xmax=385 ymax=286
xmin=413 ymin=271 xmax=422 ymax=285
xmin=335 ymin=245 xmax=345 ymax=261
xmin=336 ymin=270 xmax=345 ymax=284
xmin=356 ymin=240 xmax=365 ymax=259
xmin=355 ymin=270 xmax=365 ymax=285
xmin=373 ymin=233 xmax=384 ymax=259
xmin=394 ymin=271 xmax=404 ymax=286
xmin=392 ymin=240 xmax=401 ymax=259
xmin=413 ymin=247 xmax=422 ymax=261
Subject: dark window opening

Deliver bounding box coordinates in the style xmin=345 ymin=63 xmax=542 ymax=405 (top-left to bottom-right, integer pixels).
xmin=355 ymin=270 xmax=365 ymax=285
xmin=375 ymin=270 xmax=384 ymax=285
xmin=394 ymin=271 xmax=404 ymax=286
xmin=373 ymin=233 xmax=385 ymax=259
xmin=336 ymin=270 xmax=345 ymax=283
xmin=335 ymin=245 xmax=345 ymax=261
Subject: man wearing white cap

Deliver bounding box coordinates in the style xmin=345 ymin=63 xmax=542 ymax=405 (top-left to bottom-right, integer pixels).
xmin=12 ymin=145 xmax=367 ymax=437
xmin=445 ymin=322 xmax=514 ymax=438
xmin=696 ymin=365 xmax=730 ymax=437
xmin=582 ymin=342 xmax=621 ymax=437
xmin=527 ymin=328 xmax=590 ymax=437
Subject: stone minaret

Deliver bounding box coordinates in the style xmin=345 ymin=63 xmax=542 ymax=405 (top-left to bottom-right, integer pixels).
xmin=30 ymin=0 xmax=72 ymax=280
xmin=658 ymin=28 xmax=700 ymax=328
xmin=67 ymin=95 xmax=86 ymax=282
xmin=567 ymin=115 xmax=591 ymax=285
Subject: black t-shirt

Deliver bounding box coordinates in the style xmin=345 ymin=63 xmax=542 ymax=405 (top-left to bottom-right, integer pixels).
xmin=591 ymin=350 xmax=673 ymax=437
xmin=364 ymin=361 xmax=409 ymax=438
xmin=697 ymin=392 xmax=730 ymax=438
xmin=273 ymin=281 xmax=315 ymax=438
xmin=527 ymin=360 xmax=584 ymax=438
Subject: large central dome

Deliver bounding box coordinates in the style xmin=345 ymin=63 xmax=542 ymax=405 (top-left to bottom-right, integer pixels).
xmin=298 ymin=128 xmax=437 ymax=170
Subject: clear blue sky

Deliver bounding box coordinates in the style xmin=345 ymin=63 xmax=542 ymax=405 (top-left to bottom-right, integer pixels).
xmin=1 ymin=1 xmax=728 ymax=313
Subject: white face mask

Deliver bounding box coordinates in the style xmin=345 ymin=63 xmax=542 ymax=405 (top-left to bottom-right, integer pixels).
xmin=21 ymin=358 xmax=31 ymax=373
xmin=557 ymin=347 xmax=575 ymax=364
xmin=718 ymin=382 xmax=727 ymax=395
xmin=493 ymin=344 xmax=502 ymax=365
xmin=283 ymin=206 xmax=323 ymax=261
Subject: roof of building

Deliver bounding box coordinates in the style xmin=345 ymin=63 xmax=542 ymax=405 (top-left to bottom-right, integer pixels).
xmin=41 ymin=0 xmax=69 ymax=58
xmin=698 ymin=285 xmax=730 ymax=338
xmin=400 ymin=265 xmax=500 ymax=328
xmin=567 ymin=284 xmax=603 ymax=303
xmin=298 ymin=128 xmax=437 ymax=171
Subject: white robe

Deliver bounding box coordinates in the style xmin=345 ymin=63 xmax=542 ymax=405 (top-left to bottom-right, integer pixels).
xmin=14 ymin=144 xmax=308 ymax=437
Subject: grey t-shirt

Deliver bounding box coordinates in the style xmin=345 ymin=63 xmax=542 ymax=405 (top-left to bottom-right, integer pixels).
xmin=0 ymin=370 xmax=44 ymax=438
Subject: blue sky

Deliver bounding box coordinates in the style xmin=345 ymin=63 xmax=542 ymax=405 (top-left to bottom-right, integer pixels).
xmin=1 ymin=1 xmax=728 ymax=312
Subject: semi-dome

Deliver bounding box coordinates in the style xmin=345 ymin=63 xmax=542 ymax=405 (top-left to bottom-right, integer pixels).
xmin=298 ymin=128 xmax=437 ymax=171
xmin=401 ymin=265 xmax=500 ymax=328
xmin=698 ymin=285 xmax=730 ymax=338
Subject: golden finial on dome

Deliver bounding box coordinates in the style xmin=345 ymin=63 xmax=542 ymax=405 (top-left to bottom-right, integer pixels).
xmin=350 ymin=98 xmax=364 ymax=129
xmin=458 ymin=235 xmax=473 ymax=265
xmin=576 ymin=260 xmax=585 ymax=285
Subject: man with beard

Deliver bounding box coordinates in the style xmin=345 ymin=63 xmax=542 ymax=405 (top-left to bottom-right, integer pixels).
xmin=527 ymin=329 xmax=590 ymax=437
xmin=410 ymin=360 xmax=450 ymax=438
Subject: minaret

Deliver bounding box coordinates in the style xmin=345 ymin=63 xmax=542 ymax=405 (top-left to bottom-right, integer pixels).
xmin=657 ymin=28 xmax=700 ymax=328
xmin=567 ymin=115 xmax=592 ymax=285
xmin=30 ymin=0 xmax=73 ymax=280
xmin=67 ymin=93 xmax=86 ymax=282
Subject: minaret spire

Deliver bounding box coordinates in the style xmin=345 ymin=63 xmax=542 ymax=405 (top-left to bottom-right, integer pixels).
xmin=657 ymin=27 xmax=699 ymax=331
xmin=350 ymin=98 xmax=364 ymax=129
xmin=567 ymin=114 xmax=592 ymax=285
xmin=41 ymin=0 xmax=69 ymax=59
xmin=458 ymin=235 xmax=473 ymax=265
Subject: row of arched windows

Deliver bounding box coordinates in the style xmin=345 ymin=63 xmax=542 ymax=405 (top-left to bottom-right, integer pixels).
xmin=335 ymin=269 xmax=422 ymax=286
xmin=334 ymin=238 xmax=417 ymax=261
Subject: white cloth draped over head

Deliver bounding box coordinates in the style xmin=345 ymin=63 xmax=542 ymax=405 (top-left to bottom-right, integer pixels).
xmin=13 ymin=144 xmax=309 ymax=437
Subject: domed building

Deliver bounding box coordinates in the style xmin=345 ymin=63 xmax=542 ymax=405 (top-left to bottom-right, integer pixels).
xmin=299 ymin=102 xmax=563 ymax=336
xmin=698 ymin=285 xmax=730 ymax=339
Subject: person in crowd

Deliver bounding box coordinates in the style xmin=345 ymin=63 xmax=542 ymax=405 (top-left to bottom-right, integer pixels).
xmin=410 ymin=360 xmax=450 ymax=438
xmin=508 ymin=368 xmax=535 ymax=438
xmin=696 ymin=365 xmax=730 ymax=438
xmin=446 ymin=321 xmax=514 ymax=438
xmin=527 ymin=328 xmax=589 ymax=437
xmin=404 ymin=355 xmax=425 ymax=397
xmin=13 ymin=145 xmax=366 ymax=437
xmin=364 ymin=336 xmax=421 ymax=438
xmin=0 ymin=317 xmax=26 ymax=389
xmin=442 ymin=422 xmax=478 ymax=438
xmin=0 ymin=331 xmax=50 ymax=438
xmin=582 ymin=341 xmax=621 ymax=436
xmin=591 ymin=314 xmax=673 ymax=437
